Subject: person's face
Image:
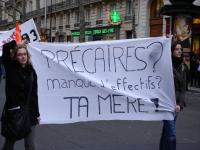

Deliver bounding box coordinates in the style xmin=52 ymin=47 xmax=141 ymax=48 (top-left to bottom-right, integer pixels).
xmin=173 ymin=44 xmax=182 ymax=58
xmin=16 ymin=48 xmax=28 ymax=65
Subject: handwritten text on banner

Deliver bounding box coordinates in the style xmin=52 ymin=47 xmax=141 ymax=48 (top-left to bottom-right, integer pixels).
xmin=28 ymin=37 xmax=175 ymax=124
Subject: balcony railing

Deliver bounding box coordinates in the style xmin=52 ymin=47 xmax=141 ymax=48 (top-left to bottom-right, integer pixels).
xmin=26 ymin=9 xmax=43 ymax=18
xmin=83 ymin=0 xmax=102 ymax=5
xmin=52 ymin=26 xmax=56 ymax=30
xmin=124 ymin=15 xmax=132 ymax=21
xmin=59 ymin=26 xmax=63 ymax=30
xmin=96 ymin=20 xmax=103 ymax=25
xmin=47 ymin=1 xmax=79 ymax=14
xmin=74 ymin=23 xmax=80 ymax=28
xmin=20 ymin=0 xmax=103 ymax=20
xmin=5 ymin=0 xmax=12 ymax=7
xmin=46 ymin=0 xmax=102 ymax=14
xmin=85 ymin=22 xmax=91 ymax=26
xmin=65 ymin=24 xmax=70 ymax=29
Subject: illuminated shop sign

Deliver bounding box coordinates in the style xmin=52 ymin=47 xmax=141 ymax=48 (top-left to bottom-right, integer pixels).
xmin=193 ymin=18 xmax=200 ymax=24
xmin=71 ymin=27 xmax=115 ymax=36
xmin=109 ymin=10 xmax=121 ymax=25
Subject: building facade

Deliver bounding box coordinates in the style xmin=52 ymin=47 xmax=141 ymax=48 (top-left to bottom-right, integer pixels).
xmin=0 ymin=0 xmax=200 ymax=56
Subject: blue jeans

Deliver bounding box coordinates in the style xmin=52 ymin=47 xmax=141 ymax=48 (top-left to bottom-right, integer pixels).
xmin=159 ymin=114 xmax=177 ymax=150
xmin=2 ymin=126 xmax=36 ymax=150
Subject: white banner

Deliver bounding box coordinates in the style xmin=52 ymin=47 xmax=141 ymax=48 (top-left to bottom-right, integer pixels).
xmin=28 ymin=37 xmax=175 ymax=124
xmin=0 ymin=31 xmax=8 ymax=34
xmin=0 ymin=19 xmax=40 ymax=56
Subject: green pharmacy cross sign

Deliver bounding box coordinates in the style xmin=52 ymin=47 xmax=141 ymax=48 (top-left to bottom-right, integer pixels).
xmin=109 ymin=10 xmax=121 ymax=25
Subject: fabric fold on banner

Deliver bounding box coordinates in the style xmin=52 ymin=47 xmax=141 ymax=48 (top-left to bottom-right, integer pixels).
xmin=28 ymin=37 xmax=175 ymax=124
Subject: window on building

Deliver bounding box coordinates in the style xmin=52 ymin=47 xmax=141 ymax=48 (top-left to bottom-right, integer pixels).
xmin=110 ymin=3 xmax=116 ymax=11
xmin=193 ymin=36 xmax=200 ymax=56
xmin=75 ymin=11 xmax=80 ymax=23
xmin=48 ymin=0 xmax=56 ymax=6
xmin=41 ymin=18 xmax=44 ymax=27
xmin=126 ymin=31 xmax=133 ymax=39
xmin=85 ymin=8 xmax=90 ymax=22
xmin=29 ymin=1 xmax=33 ymax=12
xmin=59 ymin=14 xmax=63 ymax=26
xmin=52 ymin=37 xmax=56 ymax=42
xmin=7 ymin=8 xmax=12 ymax=21
xmin=47 ymin=16 xmax=50 ymax=27
xmin=52 ymin=0 xmax=56 ymax=5
xmin=150 ymin=0 xmax=163 ymax=18
xmin=16 ymin=3 xmax=22 ymax=20
xmin=97 ymin=6 xmax=103 ymax=20
xmin=52 ymin=15 xmax=56 ymax=27
xmin=59 ymin=35 xmax=65 ymax=42
xmin=71 ymin=0 xmax=75 ymax=4
xmin=66 ymin=13 xmax=70 ymax=25
xmin=126 ymin=0 xmax=132 ymax=16
xmin=150 ymin=0 xmax=164 ymax=37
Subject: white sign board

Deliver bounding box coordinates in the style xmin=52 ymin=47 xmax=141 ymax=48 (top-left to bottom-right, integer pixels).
xmin=0 ymin=31 xmax=8 ymax=34
xmin=0 ymin=19 xmax=40 ymax=56
xmin=28 ymin=37 xmax=175 ymax=124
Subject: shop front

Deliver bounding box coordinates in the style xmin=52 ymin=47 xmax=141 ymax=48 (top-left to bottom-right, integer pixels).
xmin=71 ymin=26 xmax=118 ymax=42
xmin=192 ymin=17 xmax=200 ymax=57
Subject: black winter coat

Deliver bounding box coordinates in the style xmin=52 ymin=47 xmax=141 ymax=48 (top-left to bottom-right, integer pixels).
xmin=2 ymin=40 xmax=40 ymax=126
xmin=172 ymin=56 xmax=187 ymax=109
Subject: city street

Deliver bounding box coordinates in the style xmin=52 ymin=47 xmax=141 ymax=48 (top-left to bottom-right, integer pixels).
xmin=0 ymin=78 xmax=200 ymax=150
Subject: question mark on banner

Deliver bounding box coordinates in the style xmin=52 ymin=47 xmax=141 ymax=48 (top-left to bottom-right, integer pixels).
xmin=147 ymin=42 xmax=163 ymax=72
xmin=156 ymin=76 xmax=162 ymax=89
xmin=150 ymin=98 xmax=159 ymax=112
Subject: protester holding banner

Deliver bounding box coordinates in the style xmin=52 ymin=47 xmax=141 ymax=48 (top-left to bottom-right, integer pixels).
xmin=159 ymin=42 xmax=187 ymax=150
xmin=1 ymin=40 xmax=40 ymax=150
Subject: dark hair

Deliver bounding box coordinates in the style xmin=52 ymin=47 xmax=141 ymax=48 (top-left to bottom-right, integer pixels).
xmin=171 ymin=42 xmax=182 ymax=52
